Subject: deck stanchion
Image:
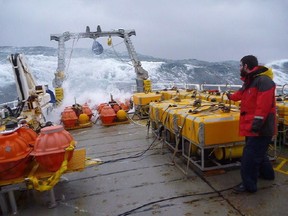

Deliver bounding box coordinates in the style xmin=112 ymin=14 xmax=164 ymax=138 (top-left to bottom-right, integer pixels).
xmin=8 ymin=190 xmax=17 ymax=215
xmin=0 ymin=193 xmax=9 ymax=215
xmin=48 ymin=188 xmax=57 ymax=208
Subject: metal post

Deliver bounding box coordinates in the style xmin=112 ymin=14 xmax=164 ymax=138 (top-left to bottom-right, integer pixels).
xmin=8 ymin=190 xmax=17 ymax=215
xmin=0 ymin=192 xmax=8 ymax=216
xmin=48 ymin=189 xmax=57 ymax=208
xmin=201 ymin=147 xmax=205 ymax=170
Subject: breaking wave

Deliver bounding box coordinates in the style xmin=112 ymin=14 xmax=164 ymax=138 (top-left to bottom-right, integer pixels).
xmin=0 ymin=46 xmax=287 ymax=108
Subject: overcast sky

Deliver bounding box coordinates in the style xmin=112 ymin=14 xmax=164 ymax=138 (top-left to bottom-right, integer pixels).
xmin=0 ymin=0 xmax=287 ymax=62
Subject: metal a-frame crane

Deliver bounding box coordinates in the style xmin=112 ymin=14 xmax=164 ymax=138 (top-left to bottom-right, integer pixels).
xmin=50 ymin=25 xmax=150 ymax=103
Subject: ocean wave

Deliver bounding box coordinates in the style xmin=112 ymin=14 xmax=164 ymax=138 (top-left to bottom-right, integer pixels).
xmin=0 ymin=46 xmax=287 ymax=105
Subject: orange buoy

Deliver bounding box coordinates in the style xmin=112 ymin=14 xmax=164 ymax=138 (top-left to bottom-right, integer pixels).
xmin=0 ymin=132 xmax=32 ymax=180
xmin=100 ymin=105 xmax=116 ymax=124
xmin=17 ymin=126 xmax=38 ymax=147
xmin=97 ymin=103 xmax=108 ymax=114
xmin=82 ymin=103 xmax=93 ymax=120
xmin=124 ymin=98 xmax=132 ymax=110
xmin=33 ymin=125 xmax=75 ymax=172
xmin=61 ymin=107 xmax=78 ymax=128
xmin=119 ymin=102 xmax=129 ymax=112
xmin=111 ymin=103 xmax=121 ymax=113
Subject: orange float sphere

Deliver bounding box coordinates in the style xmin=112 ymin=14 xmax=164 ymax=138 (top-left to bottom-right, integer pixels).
xmin=82 ymin=103 xmax=93 ymax=120
xmin=112 ymin=104 xmax=121 ymax=113
xmin=0 ymin=132 xmax=32 ymax=180
xmin=100 ymin=105 xmax=116 ymax=124
xmin=17 ymin=126 xmax=38 ymax=147
xmin=61 ymin=107 xmax=78 ymax=128
xmin=119 ymin=102 xmax=129 ymax=112
xmin=33 ymin=125 xmax=75 ymax=172
xmin=97 ymin=103 xmax=108 ymax=114
xmin=125 ymin=99 xmax=131 ymax=109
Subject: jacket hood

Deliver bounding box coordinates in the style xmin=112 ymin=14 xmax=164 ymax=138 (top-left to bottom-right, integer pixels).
xmin=255 ymin=66 xmax=274 ymax=80
xmin=242 ymin=66 xmax=274 ymax=83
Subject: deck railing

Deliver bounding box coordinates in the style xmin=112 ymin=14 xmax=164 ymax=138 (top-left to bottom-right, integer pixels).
xmin=132 ymin=82 xmax=287 ymax=95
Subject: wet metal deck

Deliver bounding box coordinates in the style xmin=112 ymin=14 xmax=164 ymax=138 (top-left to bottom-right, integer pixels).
xmin=11 ymin=120 xmax=288 ymax=216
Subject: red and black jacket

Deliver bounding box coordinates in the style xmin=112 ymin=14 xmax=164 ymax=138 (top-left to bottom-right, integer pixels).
xmin=229 ymin=66 xmax=276 ymax=137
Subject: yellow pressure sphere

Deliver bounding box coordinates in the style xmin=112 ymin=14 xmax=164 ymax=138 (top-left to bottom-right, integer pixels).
xmin=79 ymin=113 xmax=89 ymax=124
xmin=116 ymin=110 xmax=127 ymax=121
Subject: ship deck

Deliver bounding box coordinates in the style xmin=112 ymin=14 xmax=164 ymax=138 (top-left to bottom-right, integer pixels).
xmin=4 ymin=118 xmax=288 ymax=216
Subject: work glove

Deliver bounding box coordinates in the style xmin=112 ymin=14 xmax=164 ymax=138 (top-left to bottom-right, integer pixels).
xmin=251 ymin=117 xmax=263 ymax=133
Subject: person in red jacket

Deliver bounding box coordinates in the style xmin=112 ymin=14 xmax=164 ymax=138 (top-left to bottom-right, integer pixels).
xmin=228 ymin=55 xmax=276 ymax=193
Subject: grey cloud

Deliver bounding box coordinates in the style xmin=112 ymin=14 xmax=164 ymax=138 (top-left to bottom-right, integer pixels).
xmin=0 ymin=0 xmax=287 ymax=62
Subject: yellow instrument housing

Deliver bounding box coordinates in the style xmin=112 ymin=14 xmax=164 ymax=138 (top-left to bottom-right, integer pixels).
xmin=133 ymin=92 xmax=161 ymax=106
xmin=180 ymin=111 xmax=244 ymax=146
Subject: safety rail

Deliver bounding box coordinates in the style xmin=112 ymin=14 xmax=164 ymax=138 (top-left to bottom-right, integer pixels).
xmin=132 ymin=83 xmax=242 ymax=92
xmin=132 ymin=83 xmax=287 ymax=95
xmin=0 ymin=100 xmax=18 ymax=119
xmin=0 ymin=100 xmax=18 ymax=108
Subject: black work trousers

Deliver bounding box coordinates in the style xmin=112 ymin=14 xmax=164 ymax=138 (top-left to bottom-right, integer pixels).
xmin=241 ymin=136 xmax=275 ymax=192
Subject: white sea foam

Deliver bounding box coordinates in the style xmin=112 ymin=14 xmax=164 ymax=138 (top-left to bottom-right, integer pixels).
xmin=0 ymin=61 xmax=15 ymax=85
xmin=265 ymin=59 xmax=288 ymax=85
xmin=0 ymin=53 xmax=161 ymax=106
xmin=0 ymin=49 xmax=287 ymax=108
